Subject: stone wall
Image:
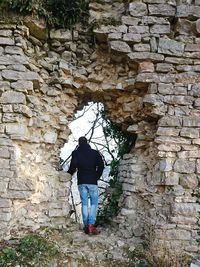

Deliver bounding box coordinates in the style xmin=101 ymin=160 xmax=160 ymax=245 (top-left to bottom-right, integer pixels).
xmin=0 ymin=0 xmax=200 ymax=254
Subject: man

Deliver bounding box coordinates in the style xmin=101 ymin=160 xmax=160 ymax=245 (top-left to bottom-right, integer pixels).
xmin=67 ymin=136 xmax=104 ymax=235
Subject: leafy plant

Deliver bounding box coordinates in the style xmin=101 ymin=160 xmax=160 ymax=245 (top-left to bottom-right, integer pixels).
xmin=9 ymin=0 xmax=90 ymax=29
xmin=0 ymin=247 xmax=17 ymax=265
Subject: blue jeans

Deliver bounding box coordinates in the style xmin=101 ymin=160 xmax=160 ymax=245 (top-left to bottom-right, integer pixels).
xmin=78 ymin=184 xmax=98 ymax=226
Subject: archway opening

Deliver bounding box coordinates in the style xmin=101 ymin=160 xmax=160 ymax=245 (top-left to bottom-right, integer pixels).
xmin=59 ymin=101 xmax=137 ymax=225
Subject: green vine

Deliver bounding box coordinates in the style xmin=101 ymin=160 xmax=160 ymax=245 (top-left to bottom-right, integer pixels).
xmin=96 ymin=112 xmax=136 ymax=225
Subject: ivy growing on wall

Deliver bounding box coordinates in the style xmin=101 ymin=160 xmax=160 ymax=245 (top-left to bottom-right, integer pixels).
xmin=96 ymin=111 xmax=136 ymax=225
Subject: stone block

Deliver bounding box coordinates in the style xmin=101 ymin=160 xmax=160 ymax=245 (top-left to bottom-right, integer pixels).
xmin=150 ymin=24 xmax=170 ymax=34
xmin=43 ymin=131 xmax=57 ymax=144
xmin=5 ymin=124 xmax=27 ymax=140
xmin=121 ymin=16 xmax=139 ymax=26
xmin=156 ymin=63 xmax=174 ymax=73
xmin=183 ymin=117 xmax=200 ymax=127
xmin=11 ymin=80 xmax=33 ymax=92
xmin=196 ymin=19 xmax=200 ymax=34
xmin=185 ymin=43 xmax=200 ymax=52
xmin=5 ymin=46 xmax=23 ymax=55
xmin=148 ymin=4 xmax=176 ymax=16
xmin=142 ymin=16 xmax=170 ymax=25
xmin=177 ymin=5 xmax=200 ymax=18
xmin=156 ymin=136 xmax=191 ymax=145
xmin=49 ymin=208 xmax=69 ymax=217
xmin=0 ymin=181 xmax=8 ymax=192
xmin=0 ymin=147 xmax=10 ymax=158
xmin=179 ymin=174 xmax=198 ymax=189
xmin=163 ymin=95 xmax=193 ymax=105
xmin=157 ymin=127 xmax=180 ymax=136
xmin=0 ymin=169 xmax=14 ymax=178
xmin=123 ymin=33 xmax=141 ymax=43
xmin=129 ymin=25 xmax=149 ymax=34
xmin=158 ymin=38 xmax=185 ymax=56
xmin=0 ymin=30 xmax=12 ymax=37
xmin=2 ymin=70 xmax=39 ymax=88
xmin=172 ymin=203 xmax=200 ymax=216
xmin=165 ymin=229 xmax=191 ymax=241
xmin=164 ymin=172 xmax=179 ymax=185
xmin=9 ymin=179 xmax=34 ymax=191
xmin=50 ymin=29 xmax=72 ymax=41
xmin=138 ymin=61 xmax=154 ymax=73
xmin=13 ymin=104 xmax=32 ymax=118
xmin=133 ymin=44 xmax=150 ymax=52
xmin=110 ymin=40 xmax=131 ymax=53
xmin=0 ymin=159 xmax=10 ymax=169
xmin=178 ymin=150 xmax=200 ymax=158
xmin=0 ymin=212 xmax=12 ymax=222
xmin=174 ymin=159 xmax=195 ymax=174
xmin=159 ymin=158 xmax=175 ymax=171
xmin=108 ymin=32 xmax=122 ymax=40
xmin=0 ymin=91 xmax=26 ymax=104
xmin=0 ymin=199 xmax=11 ymax=208
xmin=129 ymin=2 xmax=147 ymax=17
xmin=0 ymin=55 xmax=28 ymax=65
xmin=158 ymin=116 xmax=182 ymax=127
xmin=158 ymin=144 xmax=181 ymax=152
xmin=4 ymin=191 xmax=32 ymax=199
xmin=180 ymin=128 xmax=199 ymax=138
xmin=128 ymin=52 xmax=164 ymax=62
xmin=0 ymin=37 xmax=14 ymax=45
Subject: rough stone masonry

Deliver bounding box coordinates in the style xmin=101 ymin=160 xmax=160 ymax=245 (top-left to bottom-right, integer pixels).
xmin=0 ymin=0 xmax=200 ymax=254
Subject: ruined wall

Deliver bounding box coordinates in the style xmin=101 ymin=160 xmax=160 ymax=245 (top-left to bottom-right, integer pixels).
xmin=0 ymin=0 xmax=200 ymax=254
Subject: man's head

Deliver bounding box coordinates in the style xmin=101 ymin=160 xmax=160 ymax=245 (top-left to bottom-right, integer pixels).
xmin=78 ymin=136 xmax=87 ymax=145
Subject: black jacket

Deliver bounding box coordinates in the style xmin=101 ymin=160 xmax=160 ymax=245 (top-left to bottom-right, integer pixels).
xmin=67 ymin=143 xmax=104 ymax=185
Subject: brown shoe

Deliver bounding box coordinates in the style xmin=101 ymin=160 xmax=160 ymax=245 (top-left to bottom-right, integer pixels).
xmin=88 ymin=224 xmax=100 ymax=235
xmin=83 ymin=225 xmax=89 ymax=234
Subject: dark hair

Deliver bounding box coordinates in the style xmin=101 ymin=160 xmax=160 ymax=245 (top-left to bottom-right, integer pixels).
xmin=78 ymin=136 xmax=87 ymax=145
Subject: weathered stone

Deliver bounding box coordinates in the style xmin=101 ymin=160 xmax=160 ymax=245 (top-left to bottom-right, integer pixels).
xmin=174 ymin=159 xmax=195 ymax=174
xmin=156 ymin=63 xmax=174 ymax=73
xmin=13 ymin=104 xmax=33 ymax=118
xmin=179 ymin=174 xmax=198 ymax=189
xmin=24 ymin=17 xmax=48 ymax=40
xmin=157 ymin=127 xmax=180 ymax=136
xmin=177 ymin=5 xmax=200 ymax=18
xmin=129 ymin=2 xmax=147 ymax=17
xmin=129 ymin=26 xmax=149 ymax=34
xmin=148 ymin=4 xmax=176 ymax=16
xmin=5 ymin=124 xmax=27 ymax=140
xmin=5 ymin=46 xmax=23 ymax=55
xmin=142 ymin=16 xmax=170 ymax=25
xmin=159 ymin=158 xmax=175 ymax=171
xmin=121 ymin=16 xmax=139 ymax=25
xmin=150 ymin=24 xmax=170 ymax=34
xmin=43 ymin=131 xmax=57 ymax=144
xmin=164 ymin=172 xmax=179 ymax=185
xmin=163 ymin=96 xmax=193 ymax=105
xmin=0 ymin=55 xmax=28 ymax=65
xmin=0 ymin=91 xmax=26 ymax=104
xmin=0 ymin=159 xmax=10 ymax=169
xmin=0 ymin=199 xmax=11 ymax=208
xmin=158 ymin=116 xmax=182 ymax=127
xmin=110 ymin=41 xmax=131 ymax=53
xmin=175 ymin=19 xmax=195 ymax=35
xmin=9 ymin=179 xmax=34 ymax=191
xmin=0 ymin=81 xmax=10 ymax=91
xmin=172 ymin=203 xmax=200 ymax=216
xmin=133 ymin=44 xmax=150 ymax=52
xmin=180 ymin=128 xmax=199 ymax=138
xmin=128 ymin=52 xmax=164 ymax=62
xmin=196 ymin=19 xmax=200 ymax=34
xmin=0 ymin=37 xmax=14 ymax=45
xmin=138 ymin=61 xmax=154 ymax=73
xmin=123 ymin=33 xmax=141 ymax=43
xmin=158 ymin=38 xmax=185 ymax=56
xmin=11 ymin=80 xmax=33 ymax=92
xmin=158 ymin=144 xmax=181 ymax=152
xmin=183 ymin=117 xmax=200 ymax=127
xmin=50 ymin=29 xmax=72 ymax=41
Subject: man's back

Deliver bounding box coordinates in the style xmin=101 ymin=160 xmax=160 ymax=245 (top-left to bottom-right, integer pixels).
xmin=68 ymin=142 xmax=104 ymax=185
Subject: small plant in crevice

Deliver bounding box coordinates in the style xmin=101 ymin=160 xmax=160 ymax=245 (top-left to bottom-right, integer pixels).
xmin=96 ymin=110 xmax=136 ymax=225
